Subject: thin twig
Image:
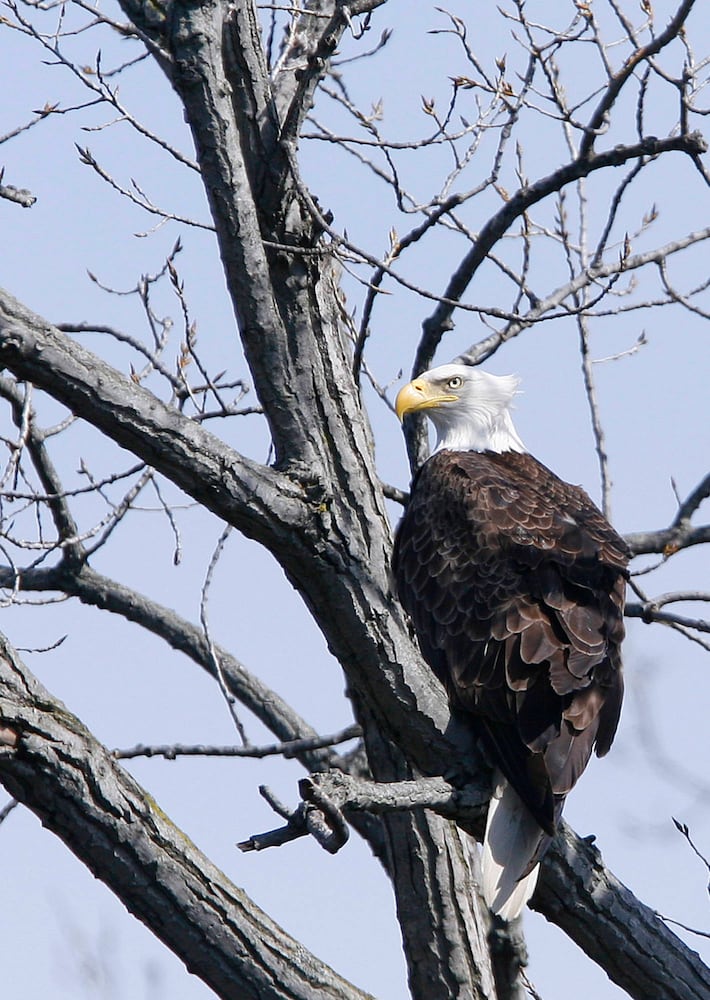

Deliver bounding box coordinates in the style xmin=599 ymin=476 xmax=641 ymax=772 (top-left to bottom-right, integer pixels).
xmin=114 ymin=724 xmax=362 ymax=761
xmin=199 ymin=524 xmax=250 ymax=745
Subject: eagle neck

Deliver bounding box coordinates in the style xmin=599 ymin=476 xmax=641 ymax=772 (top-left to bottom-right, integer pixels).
xmin=432 ymin=410 xmax=526 ymax=455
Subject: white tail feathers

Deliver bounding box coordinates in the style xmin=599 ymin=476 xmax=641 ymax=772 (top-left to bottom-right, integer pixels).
xmin=481 ymin=771 xmax=541 ymax=920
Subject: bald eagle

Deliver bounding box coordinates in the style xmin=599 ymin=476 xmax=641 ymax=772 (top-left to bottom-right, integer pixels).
xmin=393 ymin=364 xmax=627 ymax=920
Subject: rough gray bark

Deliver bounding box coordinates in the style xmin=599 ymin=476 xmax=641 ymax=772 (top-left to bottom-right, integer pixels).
xmin=536 ymin=824 xmax=710 ymax=1000
xmin=0 ymin=633 xmax=373 ymax=1000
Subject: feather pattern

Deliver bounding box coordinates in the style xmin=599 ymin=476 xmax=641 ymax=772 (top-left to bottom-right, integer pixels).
xmin=393 ymin=445 xmax=628 ymax=917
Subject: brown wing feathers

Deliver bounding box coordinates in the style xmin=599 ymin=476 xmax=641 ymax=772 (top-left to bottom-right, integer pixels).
xmin=393 ymin=449 xmax=628 ymax=836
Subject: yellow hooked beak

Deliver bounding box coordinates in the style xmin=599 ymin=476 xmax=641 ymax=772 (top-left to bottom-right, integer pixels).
xmin=395 ymin=379 xmax=457 ymax=421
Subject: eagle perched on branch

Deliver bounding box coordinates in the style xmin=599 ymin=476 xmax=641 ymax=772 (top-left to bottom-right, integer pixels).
xmin=393 ymin=364 xmax=628 ymax=919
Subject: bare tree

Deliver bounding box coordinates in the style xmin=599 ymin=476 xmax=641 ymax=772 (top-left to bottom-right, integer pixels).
xmin=0 ymin=2 xmax=709 ymax=998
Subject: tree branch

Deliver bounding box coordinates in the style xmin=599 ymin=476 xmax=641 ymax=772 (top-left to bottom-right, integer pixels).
xmin=626 ymin=524 xmax=710 ymax=556
xmin=0 ymin=287 xmax=478 ymax=787
xmin=579 ymin=0 xmax=697 ymax=158
xmin=238 ymin=770 xmax=488 ymax=853
xmin=0 ymin=288 xmax=307 ymax=552
xmin=271 ymin=1 xmax=387 ymax=147
xmin=534 ymin=822 xmax=710 ymax=1000
xmin=115 ymin=724 xmax=363 ymax=761
xmin=414 ymin=131 xmax=707 ymax=375
xmin=301 ymin=769 xmax=487 ymax=820
xmin=0 ymin=561 xmax=340 ymax=773
xmin=625 ymin=601 xmax=710 ymax=634
xmin=456 ymin=225 xmax=710 ymax=370
xmin=0 ymin=178 xmax=36 ymax=208
xmin=0 ymin=632 xmax=373 ymax=1000
xmin=165 ymin=0 xmax=331 ymax=470
xmin=0 ymin=375 xmax=82 ymax=557
xmin=235 ymin=764 xmax=710 ymax=1000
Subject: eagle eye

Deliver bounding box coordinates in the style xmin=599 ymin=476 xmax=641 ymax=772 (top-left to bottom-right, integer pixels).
xmin=447 ymin=376 xmax=463 ymax=390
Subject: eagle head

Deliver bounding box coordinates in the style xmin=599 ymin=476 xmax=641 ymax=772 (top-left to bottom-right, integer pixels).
xmin=395 ymin=363 xmax=525 ymax=455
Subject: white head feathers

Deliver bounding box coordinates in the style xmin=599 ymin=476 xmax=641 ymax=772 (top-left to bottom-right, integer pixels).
xmin=395 ymin=363 xmax=526 ymax=455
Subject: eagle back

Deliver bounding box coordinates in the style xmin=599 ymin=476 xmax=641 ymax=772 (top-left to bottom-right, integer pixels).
xmin=393 ymin=448 xmax=628 ymax=830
